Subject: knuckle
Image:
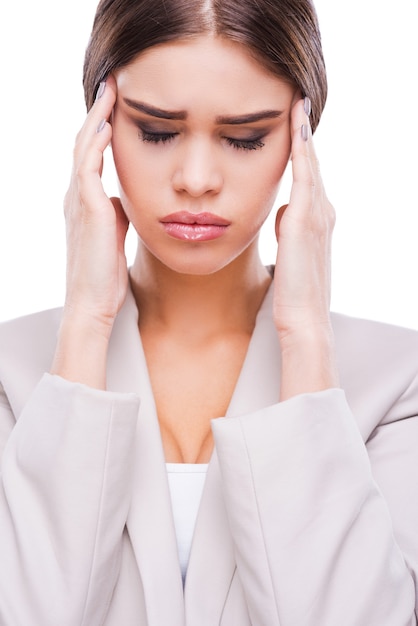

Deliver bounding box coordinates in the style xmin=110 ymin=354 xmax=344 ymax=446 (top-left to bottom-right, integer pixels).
xmin=63 ymin=186 xmax=81 ymax=220
xmin=328 ymin=203 xmax=337 ymax=229
xmin=311 ymin=199 xmax=335 ymax=237
xmin=63 ymin=190 xmax=71 ymax=214
xmin=321 ymin=192 xmax=336 ymax=225
xmin=73 ymin=130 xmax=85 ymax=156
xmin=75 ymin=127 xmax=83 ymax=144
xmin=306 ymin=160 xmax=317 ymax=189
xmin=74 ymin=160 xmax=91 ymax=185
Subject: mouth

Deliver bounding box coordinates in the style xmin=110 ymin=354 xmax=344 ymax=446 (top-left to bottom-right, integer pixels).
xmin=160 ymin=211 xmax=230 ymax=242
xmin=160 ymin=211 xmax=230 ymax=226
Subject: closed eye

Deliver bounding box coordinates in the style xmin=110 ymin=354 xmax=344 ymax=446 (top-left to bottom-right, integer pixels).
xmin=138 ymin=126 xmax=266 ymax=151
xmin=224 ymin=137 xmax=265 ymax=151
xmin=140 ymin=130 xmax=178 ymax=144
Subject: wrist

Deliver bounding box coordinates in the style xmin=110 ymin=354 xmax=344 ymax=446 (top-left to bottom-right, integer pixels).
xmin=62 ymin=302 xmax=117 ymax=339
xmin=50 ymin=310 xmax=113 ymax=389
xmin=278 ymin=323 xmax=339 ymax=401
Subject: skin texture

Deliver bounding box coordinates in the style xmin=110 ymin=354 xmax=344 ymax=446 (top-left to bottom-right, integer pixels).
xmin=51 ymin=35 xmax=338 ymax=461
xmin=111 ymin=37 xmax=294 ymax=276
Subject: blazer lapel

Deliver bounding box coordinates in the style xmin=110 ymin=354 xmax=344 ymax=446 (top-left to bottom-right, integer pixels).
xmin=184 ymin=450 xmax=236 ymax=624
xmin=107 ymin=288 xmax=185 ymax=625
xmin=185 ymin=281 xmax=281 ymax=622
xmin=226 ymin=281 xmax=281 ymax=416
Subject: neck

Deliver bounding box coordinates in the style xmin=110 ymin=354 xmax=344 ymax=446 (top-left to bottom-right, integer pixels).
xmin=129 ymin=241 xmax=272 ymax=338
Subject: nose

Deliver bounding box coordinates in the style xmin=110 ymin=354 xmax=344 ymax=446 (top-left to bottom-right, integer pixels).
xmin=172 ymin=137 xmax=223 ymax=197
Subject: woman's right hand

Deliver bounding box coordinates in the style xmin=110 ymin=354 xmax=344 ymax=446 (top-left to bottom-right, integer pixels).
xmin=64 ymin=76 xmax=129 ymax=330
xmin=51 ymin=76 xmax=130 ymax=388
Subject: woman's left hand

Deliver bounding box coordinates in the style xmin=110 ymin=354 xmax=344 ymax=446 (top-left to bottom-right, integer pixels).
xmin=273 ymin=97 xmax=339 ymax=400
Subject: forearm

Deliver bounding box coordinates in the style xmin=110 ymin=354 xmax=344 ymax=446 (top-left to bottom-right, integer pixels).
xmin=212 ymin=391 xmax=416 ymax=625
xmin=51 ymin=75 xmax=128 ymax=391
xmin=0 ymin=374 xmax=139 ymax=626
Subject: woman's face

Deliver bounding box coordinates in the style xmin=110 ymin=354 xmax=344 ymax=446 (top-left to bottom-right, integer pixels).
xmin=112 ymin=35 xmax=296 ymax=275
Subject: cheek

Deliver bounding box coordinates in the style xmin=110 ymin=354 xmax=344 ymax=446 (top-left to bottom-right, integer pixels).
xmin=251 ymin=125 xmax=291 ymax=185
xmin=112 ymin=136 xmax=161 ymax=208
xmin=237 ymin=145 xmax=290 ymax=234
xmin=111 ymin=113 xmax=163 ymax=197
xmin=111 ymin=132 xmax=134 ymax=191
xmin=244 ymin=144 xmax=290 ymax=206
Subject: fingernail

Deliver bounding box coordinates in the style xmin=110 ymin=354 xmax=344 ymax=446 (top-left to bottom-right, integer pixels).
xmin=301 ymin=124 xmax=309 ymax=142
xmin=95 ymin=81 xmax=106 ymax=101
xmin=304 ymin=96 xmax=311 ymax=116
xmin=96 ymin=119 xmax=106 ymax=133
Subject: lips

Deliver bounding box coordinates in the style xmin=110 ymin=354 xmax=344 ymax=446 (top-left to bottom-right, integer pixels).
xmin=160 ymin=211 xmax=230 ymax=226
xmin=160 ymin=212 xmax=230 ymax=242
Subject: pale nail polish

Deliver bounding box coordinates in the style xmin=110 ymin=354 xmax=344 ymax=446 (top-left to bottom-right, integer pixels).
xmin=96 ymin=119 xmax=106 ymax=133
xmin=95 ymin=81 xmax=106 ymax=101
xmin=304 ymin=96 xmax=311 ymax=116
xmin=301 ymin=124 xmax=309 ymax=142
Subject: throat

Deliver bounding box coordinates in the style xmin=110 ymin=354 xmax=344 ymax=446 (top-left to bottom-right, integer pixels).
xmin=130 ymin=248 xmax=273 ymax=338
xmin=131 ymin=256 xmax=272 ymax=463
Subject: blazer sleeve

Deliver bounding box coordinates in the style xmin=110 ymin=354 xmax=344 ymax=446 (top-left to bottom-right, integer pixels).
xmin=0 ymin=373 xmax=139 ymax=626
xmin=212 ymin=388 xmax=418 ymax=626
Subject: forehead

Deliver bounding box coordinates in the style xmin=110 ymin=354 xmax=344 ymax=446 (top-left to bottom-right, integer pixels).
xmin=115 ymin=35 xmax=295 ymax=113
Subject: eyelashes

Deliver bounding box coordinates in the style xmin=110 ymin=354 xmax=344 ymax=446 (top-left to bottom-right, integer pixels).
xmin=139 ymin=128 xmax=178 ymax=144
xmin=141 ymin=130 xmax=177 ymax=145
xmin=224 ymin=137 xmax=265 ymax=151
xmin=139 ymin=129 xmax=265 ymax=152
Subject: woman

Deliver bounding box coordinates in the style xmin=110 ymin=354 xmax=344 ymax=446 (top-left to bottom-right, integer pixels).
xmin=0 ymin=0 xmax=417 ymax=624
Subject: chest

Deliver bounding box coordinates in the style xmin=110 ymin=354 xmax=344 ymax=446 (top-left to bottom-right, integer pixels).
xmin=141 ymin=332 xmax=251 ymax=462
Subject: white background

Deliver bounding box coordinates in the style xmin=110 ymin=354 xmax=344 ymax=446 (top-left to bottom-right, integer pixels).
xmin=0 ymin=0 xmax=417 ymax=328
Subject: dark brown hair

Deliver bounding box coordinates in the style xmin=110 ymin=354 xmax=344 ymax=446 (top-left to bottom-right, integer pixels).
xmin=83 ymin=0 xmax=327 ymax=131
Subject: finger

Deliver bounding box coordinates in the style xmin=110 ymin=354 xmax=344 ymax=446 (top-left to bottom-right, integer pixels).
xmin=76 ymin=75 xmax=117 ymax=148
xmin=69 ymin=77 xmax=118 ymax=217
xmin=290 ymin=96 xmax=318 ymax=164
xmin=70 ymin=75 xmax=116 ymax=187
xmin=287 ymin=97 xmax=321 ymax=219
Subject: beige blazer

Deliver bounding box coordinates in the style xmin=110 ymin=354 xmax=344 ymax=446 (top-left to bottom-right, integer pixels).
xmin=0 ymin=282 xmax=417 ymax=625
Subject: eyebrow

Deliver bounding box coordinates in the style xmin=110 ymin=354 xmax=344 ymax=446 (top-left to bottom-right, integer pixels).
xmin=123 ymin=98 xmax=283 ymax=125
xmin=216 ymin=110 xmax=283 ymax=125
xmin=124 ymin=98 xmax=187 ymax=120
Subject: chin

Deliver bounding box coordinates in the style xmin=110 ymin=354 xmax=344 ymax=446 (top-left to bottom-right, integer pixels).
xmin=163 ymin=256 xmax=236 ymax=277
xmin=146 ymin=243 xmax=246 ymax=277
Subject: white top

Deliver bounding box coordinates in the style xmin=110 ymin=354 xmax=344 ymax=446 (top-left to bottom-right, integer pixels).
xmin=166 ymin=463 xmax=208 ymax=584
